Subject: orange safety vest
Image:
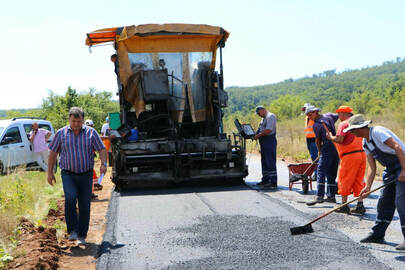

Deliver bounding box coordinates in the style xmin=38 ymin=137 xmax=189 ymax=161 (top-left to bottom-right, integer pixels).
xmin=305 ymin=118 xmax=316 ymax=138
xmin=335 ymin=136 xmax=364 ymax=158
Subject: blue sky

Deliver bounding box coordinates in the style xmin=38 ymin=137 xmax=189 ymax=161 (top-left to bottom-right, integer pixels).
xmin=1 ymin=0 xmax=405 ymax=109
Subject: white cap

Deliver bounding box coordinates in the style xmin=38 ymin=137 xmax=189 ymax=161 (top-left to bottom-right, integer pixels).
xmin=85 ymin=119 xmax=94 ymax=126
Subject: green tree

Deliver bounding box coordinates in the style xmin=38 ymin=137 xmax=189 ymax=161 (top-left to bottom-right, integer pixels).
xmin=269 ymin=95 xmax=305 ymax=120
xmin=41 ymin=87 xmax=119 ymax=131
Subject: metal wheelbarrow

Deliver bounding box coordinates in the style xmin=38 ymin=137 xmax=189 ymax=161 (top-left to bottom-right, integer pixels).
xmin=287 ymin=158 xmax=318 ymax=194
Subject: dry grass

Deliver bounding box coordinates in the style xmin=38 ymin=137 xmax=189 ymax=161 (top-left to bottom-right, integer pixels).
xmin=276 ymin=117 xmax=309 ymax=162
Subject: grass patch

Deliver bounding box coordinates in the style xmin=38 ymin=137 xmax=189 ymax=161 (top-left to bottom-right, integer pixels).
xmin=0 ymin=169 xmax=63 ymax=269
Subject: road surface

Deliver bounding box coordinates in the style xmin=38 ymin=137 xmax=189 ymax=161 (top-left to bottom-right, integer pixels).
xmin=97 ymin=155 xmax=404 ymax=269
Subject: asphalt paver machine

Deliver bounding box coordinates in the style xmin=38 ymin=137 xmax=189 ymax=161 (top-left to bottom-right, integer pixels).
xmin=86 ymin=24 xmax=248 ymax=189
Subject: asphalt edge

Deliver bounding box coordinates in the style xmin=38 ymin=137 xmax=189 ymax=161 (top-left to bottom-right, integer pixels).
xmin=96 ymin=189 xmax=120 ymax=270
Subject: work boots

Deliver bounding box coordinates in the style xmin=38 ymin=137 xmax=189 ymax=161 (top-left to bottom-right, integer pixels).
xmin=335 ymin=205 xmax=350 ymax=214
xmin=323 ymin=196 xmax=336 ymax=203
xmin=360 ymin=233 xmax=384 ymax=244
xmin=395 ymin=243 xmax=405 ymax=250
xmin=351 ymin=203 xmax=366 ymax=215
xmin=306 ymin=196 xmax=324 ymax=206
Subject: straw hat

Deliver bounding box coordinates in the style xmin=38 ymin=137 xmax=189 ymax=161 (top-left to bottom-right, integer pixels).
xmin=343 ymin=114 xmax=372 ymax=132
xmin=304 ymin=105 xmax=320 ymax=115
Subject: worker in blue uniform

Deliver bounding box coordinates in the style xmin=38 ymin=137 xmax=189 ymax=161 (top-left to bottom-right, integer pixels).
xmin=254 ymin=106 xmax=278 ymax=190
xmin=306 ymin=106 xmax=339 ymax=205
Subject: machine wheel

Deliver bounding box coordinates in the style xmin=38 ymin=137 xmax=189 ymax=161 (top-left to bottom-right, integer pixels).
xmin=302 ymin=179 xmax=309 ymax=194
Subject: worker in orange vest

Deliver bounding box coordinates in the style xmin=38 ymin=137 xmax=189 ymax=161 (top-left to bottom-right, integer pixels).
xmin=302 ymin=103 xmax=318 ymax=180
xmin=325 ymin=105 xmax=366 ymax=214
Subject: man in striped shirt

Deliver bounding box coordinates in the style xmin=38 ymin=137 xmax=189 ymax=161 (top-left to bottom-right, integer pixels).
xmin=47 ymin=107 xmax=107 ymax=245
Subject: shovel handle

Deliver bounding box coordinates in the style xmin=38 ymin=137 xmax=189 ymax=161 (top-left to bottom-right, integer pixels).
xmin=307 ymin=179 xmax=395 ymax=226
xmin=321 ymin=120 xmax=330 ymax=133
xmin=302 ymin=156 xmax=320 ymax=175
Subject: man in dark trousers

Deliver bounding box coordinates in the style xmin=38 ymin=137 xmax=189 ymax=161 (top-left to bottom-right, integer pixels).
xmin=254 ymin=106 xmax=277 ymax=190
xmin=306 ymin=106 xmax=339 ymax=205
xmin=47 ymin=107 xmax=107 ymax=245
xmin=345 ymin=114 xmax=405 ymax=250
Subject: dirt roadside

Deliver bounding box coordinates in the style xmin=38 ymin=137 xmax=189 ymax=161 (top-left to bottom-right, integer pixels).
xmin=6 ymin=165 xmax=114 ymax=270
xmin=57 ymin=168 xmax=113 ymax=270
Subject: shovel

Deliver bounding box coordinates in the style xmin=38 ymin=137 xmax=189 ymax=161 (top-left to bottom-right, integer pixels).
xmin=290 ymin=179 xmax=395 ymax=235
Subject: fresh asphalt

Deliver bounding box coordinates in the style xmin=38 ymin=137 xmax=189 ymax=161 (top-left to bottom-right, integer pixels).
xmin=97 ymin=155 xmax=404 ymax=269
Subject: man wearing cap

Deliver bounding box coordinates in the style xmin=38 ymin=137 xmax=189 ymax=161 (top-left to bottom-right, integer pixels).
xmin=345 ymin=114 xmax=405 ymax=250
xmin=302 ymin=103 xmax=318 ymax=181
xmin=305 ymin=106 xmax=339 ymax=206
xmin=325 ymin=106 xmax=366 ymax=214
xmin=254 ymin=106 xmax=278 ymax=189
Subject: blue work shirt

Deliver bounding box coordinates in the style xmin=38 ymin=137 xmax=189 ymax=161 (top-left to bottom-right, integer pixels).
xmin=313 ymin=113 xmax=339 ymax=143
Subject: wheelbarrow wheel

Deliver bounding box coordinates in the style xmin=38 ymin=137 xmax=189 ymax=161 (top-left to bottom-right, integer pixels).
xmin=302 ymin=179 xmax=309 ymax=194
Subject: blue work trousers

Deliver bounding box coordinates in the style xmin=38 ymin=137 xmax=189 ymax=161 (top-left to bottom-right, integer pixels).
xmin=259 ymin=134 xmax=277 ymax=186
xmin=306 ymin=138 xmax=318 ymax=181
xmin=316 ymin=142 xmax=339 ymax=198
xmin=372 ymin=163 xmax=405 ymax=240
xmin=61 ymin=170 xmax=93 ymax=238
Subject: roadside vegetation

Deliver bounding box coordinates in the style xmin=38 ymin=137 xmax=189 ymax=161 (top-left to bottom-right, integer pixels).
xmin=224 ymin=58 xmax=405 ymax=163
xmin=0 ymin=88 xmax=118 ymax=269
xmin=0 ymin=170 xmax=63 ymax=269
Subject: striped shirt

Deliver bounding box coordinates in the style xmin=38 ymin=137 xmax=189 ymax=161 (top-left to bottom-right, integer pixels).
xmin=49 ymin=125 xmax=105 ymax=173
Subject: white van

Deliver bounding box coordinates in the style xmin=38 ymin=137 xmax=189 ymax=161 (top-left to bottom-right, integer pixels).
xmin=0 ymin=118 xmax=55 ymax=173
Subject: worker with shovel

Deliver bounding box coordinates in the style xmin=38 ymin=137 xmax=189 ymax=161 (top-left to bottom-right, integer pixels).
xmin=325 ymin=106 xmax=366 ymax=214
xmin=305 ymin=106 xmax=339 ymax=206
xmin=345 ymin=114 xmax=405 ymax=250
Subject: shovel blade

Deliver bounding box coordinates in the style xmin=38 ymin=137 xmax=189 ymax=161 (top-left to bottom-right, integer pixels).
xmin=290 ymin=224 xmax=314 ymax=235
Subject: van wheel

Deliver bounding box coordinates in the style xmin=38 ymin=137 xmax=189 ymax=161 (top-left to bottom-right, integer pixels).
xmin=0 ymin=162 xmax=4 ymax=175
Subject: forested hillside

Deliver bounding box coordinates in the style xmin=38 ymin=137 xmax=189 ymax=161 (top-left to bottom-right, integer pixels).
xmin=222 ymin=57 xmax=405 ymax=160
xmin=225 ymin=58 xmax=405 ymax=119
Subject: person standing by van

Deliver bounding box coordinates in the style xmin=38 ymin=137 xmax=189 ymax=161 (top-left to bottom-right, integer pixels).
xmin=29 ymin=122 xmax=52 ymax=171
